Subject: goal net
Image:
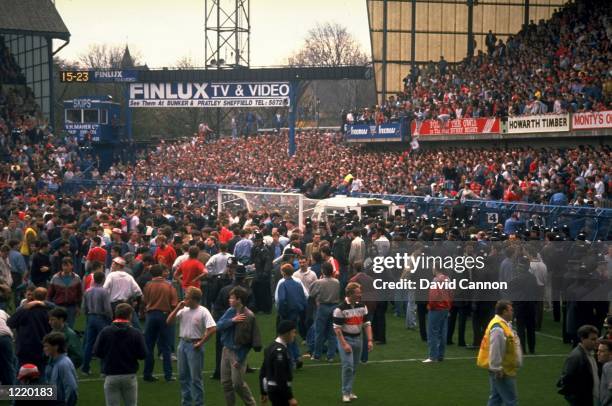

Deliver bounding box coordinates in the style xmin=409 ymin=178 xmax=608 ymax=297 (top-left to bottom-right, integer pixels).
xmin=217 ymin=189 xmax=319 ymax=228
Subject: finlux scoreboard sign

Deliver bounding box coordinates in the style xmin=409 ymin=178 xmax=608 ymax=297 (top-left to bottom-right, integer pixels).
xmin=127 ymin=82 xmax=291 ymax=108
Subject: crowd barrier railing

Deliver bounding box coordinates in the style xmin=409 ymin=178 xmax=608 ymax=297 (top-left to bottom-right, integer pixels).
xmin=61 ymin=180 xmax=611 ymax=240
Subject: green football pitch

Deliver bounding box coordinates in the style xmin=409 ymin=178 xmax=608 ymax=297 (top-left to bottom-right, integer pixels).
xmin=74 ymin=309 xmax=570 ymax=405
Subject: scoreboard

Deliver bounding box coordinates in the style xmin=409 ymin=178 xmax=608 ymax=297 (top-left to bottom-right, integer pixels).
xmin=59 ymin=70 xmax=138 ymax=83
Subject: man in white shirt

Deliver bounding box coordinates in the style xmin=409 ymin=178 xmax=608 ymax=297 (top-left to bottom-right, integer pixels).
xmin=527 ymin=248 xmax=547 ymax=330
xmin=103 ymin=257 xmax=142 ymax=325
xmin=167 ymin=287 xmax=216 ymax=406
xmin=292 ymin=256 xmax=318 ymax=357
xmin=206 ymin=243 xmax=232 ymax=310
xmin=348 ymin=228 xmax=365 ymax=271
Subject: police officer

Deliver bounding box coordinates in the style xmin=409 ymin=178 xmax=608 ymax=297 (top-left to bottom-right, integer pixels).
xmin=251 ymin=231 xmax=273 ymax=313
xmin=260 ymin=320 xmax=299 ymax=406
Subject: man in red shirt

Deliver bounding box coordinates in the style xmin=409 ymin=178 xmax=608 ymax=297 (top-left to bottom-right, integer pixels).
xmin=218 ymin=219 xmax=234 ymax=245
xmin=85 ymin=236 xmax=107 ymax=273
xmin=423 ymin=267 xmax=453 ymax=363
xmin=174 ymin=246 xmax=207 ymax=290
xmin=154 ymin=235 xmax=177 ymax=271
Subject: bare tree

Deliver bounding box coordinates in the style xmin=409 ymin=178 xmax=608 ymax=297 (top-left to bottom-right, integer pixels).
xmin=174 ymin=55 xmax=197 ymax=70
xmin=288 ymin=22 xmax=370 ymax=67
xmin=77 ymin=44 xmax=142 ymax=69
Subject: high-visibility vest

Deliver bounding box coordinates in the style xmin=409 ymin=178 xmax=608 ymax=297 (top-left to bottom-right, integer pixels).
xmin=477 ymin=315 xmax=520 ymax=376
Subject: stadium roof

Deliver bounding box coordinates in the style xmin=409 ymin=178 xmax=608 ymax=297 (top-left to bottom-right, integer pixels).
xmin=0 ymin=0 xmax=70 ymax=40
xmin=137 ymin=66 xmax=372 ymax=82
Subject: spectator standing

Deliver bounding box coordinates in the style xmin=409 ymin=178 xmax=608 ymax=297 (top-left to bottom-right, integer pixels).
xmin=216 ymin=286 xmax=259 ymax=406
xmin=46 ymin=257 xmax=82 ymax=328
xmin=333 ymin=282 xmax=373 ymax=403
xmin=174 ymin=246 xmax=207 ymax=291
xmin=81 ymin=271 xmax=112 ymax=375
xmin=103 ymin=257 xmax=142 ymax=322
xmin=154 ymin=235 xmax=177 ymax=271
xmin=8 ymin=239 xmax=27 ymax=307
xmin=557 ymin=325 xmax=600 ymax=406
xmin=310 ymin=262 xmax=340 ymax=361
xmin=0 ymin=307 xmax=15 ymax=385
xmin=94 ymin=303 xmax=147 ymax=406
xmin=7 ymin=287 xmax=52 ymax=372
xmin=276 ymin=264 xmax=307 ymax=367
xmin=143 ymin=264 xmax=179 ymax=382
xmin=48 ymin=307 xmax=83 ymax=370
xmin=423 ymin=267 xmax=452 ymax=363
xmin=167 ymin=286 xmax=216 ymax=406
xmin=42 ymin=332 xmax=78 ymax=406
xmin=28 ymin=240 xmax=52 ymax=287
xmin=598 ymin=339 xmax=612 ymax=406
xmin=477 ymin=300 xmax=523 ymax=406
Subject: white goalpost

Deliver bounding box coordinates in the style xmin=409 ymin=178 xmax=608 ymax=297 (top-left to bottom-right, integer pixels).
xmin=217 ymin=189 xmax=319 ymax=228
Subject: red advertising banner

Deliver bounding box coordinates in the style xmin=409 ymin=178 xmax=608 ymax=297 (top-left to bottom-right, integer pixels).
xmin=411 ymin=118 xmax=500 ymax=136
xmin=572 ymin=111 xmax=612 ymax=130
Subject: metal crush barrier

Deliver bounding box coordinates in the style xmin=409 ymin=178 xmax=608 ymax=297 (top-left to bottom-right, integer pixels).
xmin=61 ymin=180 xmax=611 ymax=240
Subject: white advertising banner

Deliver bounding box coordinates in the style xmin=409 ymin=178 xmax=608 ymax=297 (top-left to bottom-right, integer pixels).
xmin=572 ymin=111 xmax=612 ymax=130
xmin=507 ymin=114 xmax=570 ymax=134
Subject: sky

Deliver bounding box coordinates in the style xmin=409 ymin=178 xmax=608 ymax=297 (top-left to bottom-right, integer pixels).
xmin=53 ymin=0 xmax=372 ymax=68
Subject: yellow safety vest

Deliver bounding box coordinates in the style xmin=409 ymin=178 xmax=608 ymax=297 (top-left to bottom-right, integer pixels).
xmin=477 ymin=315 xmax=520 ymax=376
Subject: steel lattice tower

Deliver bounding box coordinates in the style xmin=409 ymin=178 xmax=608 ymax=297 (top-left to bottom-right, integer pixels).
xmin=205 ymin=0 xmax=250 ymax=68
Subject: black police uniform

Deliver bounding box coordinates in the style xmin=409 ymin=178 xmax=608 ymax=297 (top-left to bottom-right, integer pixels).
xmin=259 ymin=340 xmax=294 ymax=406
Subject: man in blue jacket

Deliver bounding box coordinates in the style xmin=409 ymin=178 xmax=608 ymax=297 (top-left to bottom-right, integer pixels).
xmin=276 ymin=263 xmax=307 ymax=368
xmin=42 ymin=332 xmax=78 ymax=406
xmin=217 ymin=286 xmax=257 ymax=406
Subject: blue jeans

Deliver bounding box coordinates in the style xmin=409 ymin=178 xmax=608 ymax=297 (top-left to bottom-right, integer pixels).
xmin=360 ymin=333 xmax=368 ymax=363
xmin=279 ymin=312 xmax=301 ymax=362
xmin=65 ymin=304 xmax=78 ymax=329
xmin=427 ymin=309 xmax=449 ymax=360
xmin=306 ymin=324 xmax=315 ymax=355
xmin=178 ymin=339 xmax=205 ymax=406
xmin=82 ymin=314 xmax=110 ymax=373
xmin=487 ymin=372 xmax=518 ymax=406
xmin=338 ymin=335 xmax=361 ymax=396
xmin=144 ymin=311 xmax=173 ymax=380
xmin=314 ymin=304 xmax=337 ymax=360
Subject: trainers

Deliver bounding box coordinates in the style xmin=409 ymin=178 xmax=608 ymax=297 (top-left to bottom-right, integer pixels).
xmin=350 ymin=393 xmax=358 ymax=400
xmin=422 ymin=358 xmax=437 ymax=363
xmin=143 ymin=376 xmax=158 ymax=382
xmin=171 ymin=353 xmax=177 ymax=362
xmin=80 ymin=369 xmax=91 ymax=376
xmin=342 ymin=394 xmax=351 ymax=403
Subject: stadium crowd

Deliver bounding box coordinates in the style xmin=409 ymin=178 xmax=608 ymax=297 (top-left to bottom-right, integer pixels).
xmin=0 ymin=180 xmax=610 ymax=404
xmin=345 ymin=0 xmax=612 ymax=125
xmin=0 ymin=0 xmax=610 ymax=404
xmin=95 ymin=132 xmax=610 ymax=206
